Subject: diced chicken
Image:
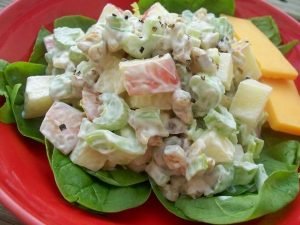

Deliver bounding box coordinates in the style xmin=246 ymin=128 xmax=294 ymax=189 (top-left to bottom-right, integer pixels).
xmin=40 ymin=101 xmax=84 ymax=154
xmin=81 ymin=87 xmax=101 ymax=120
xmin=172 ymin=89 xmax=193 ymax=124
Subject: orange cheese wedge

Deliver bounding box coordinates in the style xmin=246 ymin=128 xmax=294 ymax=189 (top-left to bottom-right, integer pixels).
xmin=261 ymin=78 xmax=300 ymax=135
xmin=226 ymin=16 xmax=298 ymax=80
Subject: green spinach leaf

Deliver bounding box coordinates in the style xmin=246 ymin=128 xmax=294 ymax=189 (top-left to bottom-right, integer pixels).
xmin=0 ymin=60 xmax=8 ymax=94
xmin=279 ymin=40 xmax=299 ymax=55
xmin=29 ymin=27 xmax=51 ymax=65
xmin=45 ymin=138 xmax=54 ymax=165
xmin=251 ymin=16 xmax=282 ymax=46
xmin=87 ymin=167 xmax=148 ymax=187
xmin=137 ymin=0 xmax=235 ymax=15
xmin=54 ymin=15 xmax=96 ymax=32
xmin=4 ymin=62 xmax=46 ymax=93
xmin=251 ymin=16 xmax=299 ymax=55
xmin=51 ymin=148 xmax=151 ymax=212
xmin=0 ymin=60 xmax=15 ymax=123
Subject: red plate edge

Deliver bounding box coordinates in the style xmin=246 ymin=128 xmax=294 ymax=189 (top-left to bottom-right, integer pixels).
xmin=0 ymin=0 xmax=300 ymax=225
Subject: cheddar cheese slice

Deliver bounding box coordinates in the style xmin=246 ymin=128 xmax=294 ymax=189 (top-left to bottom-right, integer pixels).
xmin=226 ymin=16 xmax=298 ymax=80
xmin=261 ymin=78 xmax=300 ymax=135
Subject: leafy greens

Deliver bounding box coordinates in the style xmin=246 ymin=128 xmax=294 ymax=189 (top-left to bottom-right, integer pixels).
xmin=0 ymin=60 xmax=15 ymax=123
xmin=137 ymin=0 xmax=235 ymax=16
xmin=50 ymin=147 xmax=151 ymax=212
xmin=251 ymin=16 xmax=299 ymax=55
xmin=29 ymin=27 xmax=51 ymax=65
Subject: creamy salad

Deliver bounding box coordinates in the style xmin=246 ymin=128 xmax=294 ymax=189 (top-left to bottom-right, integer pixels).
xmin=23 ymin=3 xmax=273 ymax=201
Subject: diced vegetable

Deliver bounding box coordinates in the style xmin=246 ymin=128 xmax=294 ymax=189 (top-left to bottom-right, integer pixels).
xmin=93 ymin=93 xmax=129 ymax=131
xmin=70 ymin=139 xmax=107 ymax=171
xmin=216 ymin=52 xmax=234 ymax=90
xmin=49 ymin=72 xmax=83 ymax=101
xmin=186 ymin=153 xmax=208 ymax=181
xmin=204 ymin=105 xmax=237 ymax=139
xmin=209 ymin=164 xmax=234 ymax=194
xmin=85 ymin=129 xmax=146 ymax=165
xmin=232 ymin=41 xmax=261 ymax=80
xmin=69 ymin=46 xmax=87 ymax=65
xmin=53 ymin=27 xmax=85 ymax=50
xmin=230 ymin=79 xmax=272 ymax=128
xmin=126 ymin=92 xmax=173 ymax=110
xmin=146 ymin=161 xmax=170 ymax=186
xmin=188 ymin=131 xmax=235 ymax=163
xmin=129 ymin=107 xmax=169 ymax=145
xmin=189 ymin=74 xmax=225 ymax=117
xmin=23 ymin=75 xmax=54 ymax=119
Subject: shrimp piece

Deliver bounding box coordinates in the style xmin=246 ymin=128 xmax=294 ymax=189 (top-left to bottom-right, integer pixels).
xmin=163 ymin=145 xmax=187 ymax=175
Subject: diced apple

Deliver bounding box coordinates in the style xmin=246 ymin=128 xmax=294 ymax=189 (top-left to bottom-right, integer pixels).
xmin=232 ymin=41 xmax=262 ymax=80
xmin=230 ymin=79 xmax=272 ymax=128
xmin=98 ymin=3 xmax=123 ymax=23
xmin=126 ymin=92 xmax=173 ymax=110
xmin=70 ymin=140 xmax=107 ymax=171
xmin=120 ymin=53 xmax=180 ymax=96
xmin=23 ymin=75 xmax=54 ymax=119
xmin=216 ymin=53 xmax=234 ymax=90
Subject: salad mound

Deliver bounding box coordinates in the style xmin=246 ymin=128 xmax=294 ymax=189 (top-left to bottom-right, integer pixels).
xmin=0 ymin=1 xmax=299 ymax=224
xmin=38 ymin=2 xmax=272 ymax=202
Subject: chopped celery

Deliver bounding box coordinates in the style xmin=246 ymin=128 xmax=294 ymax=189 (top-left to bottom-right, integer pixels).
xmin=93 ymin=93 xmax=129 ymax=131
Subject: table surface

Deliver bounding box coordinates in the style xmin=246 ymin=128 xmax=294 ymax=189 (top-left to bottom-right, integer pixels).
xmin=0 ymin=0 xmax=299 ymax=225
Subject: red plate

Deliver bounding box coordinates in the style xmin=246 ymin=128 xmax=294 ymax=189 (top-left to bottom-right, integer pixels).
xmin=0 ymin=0 xmax=299 ymax=225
